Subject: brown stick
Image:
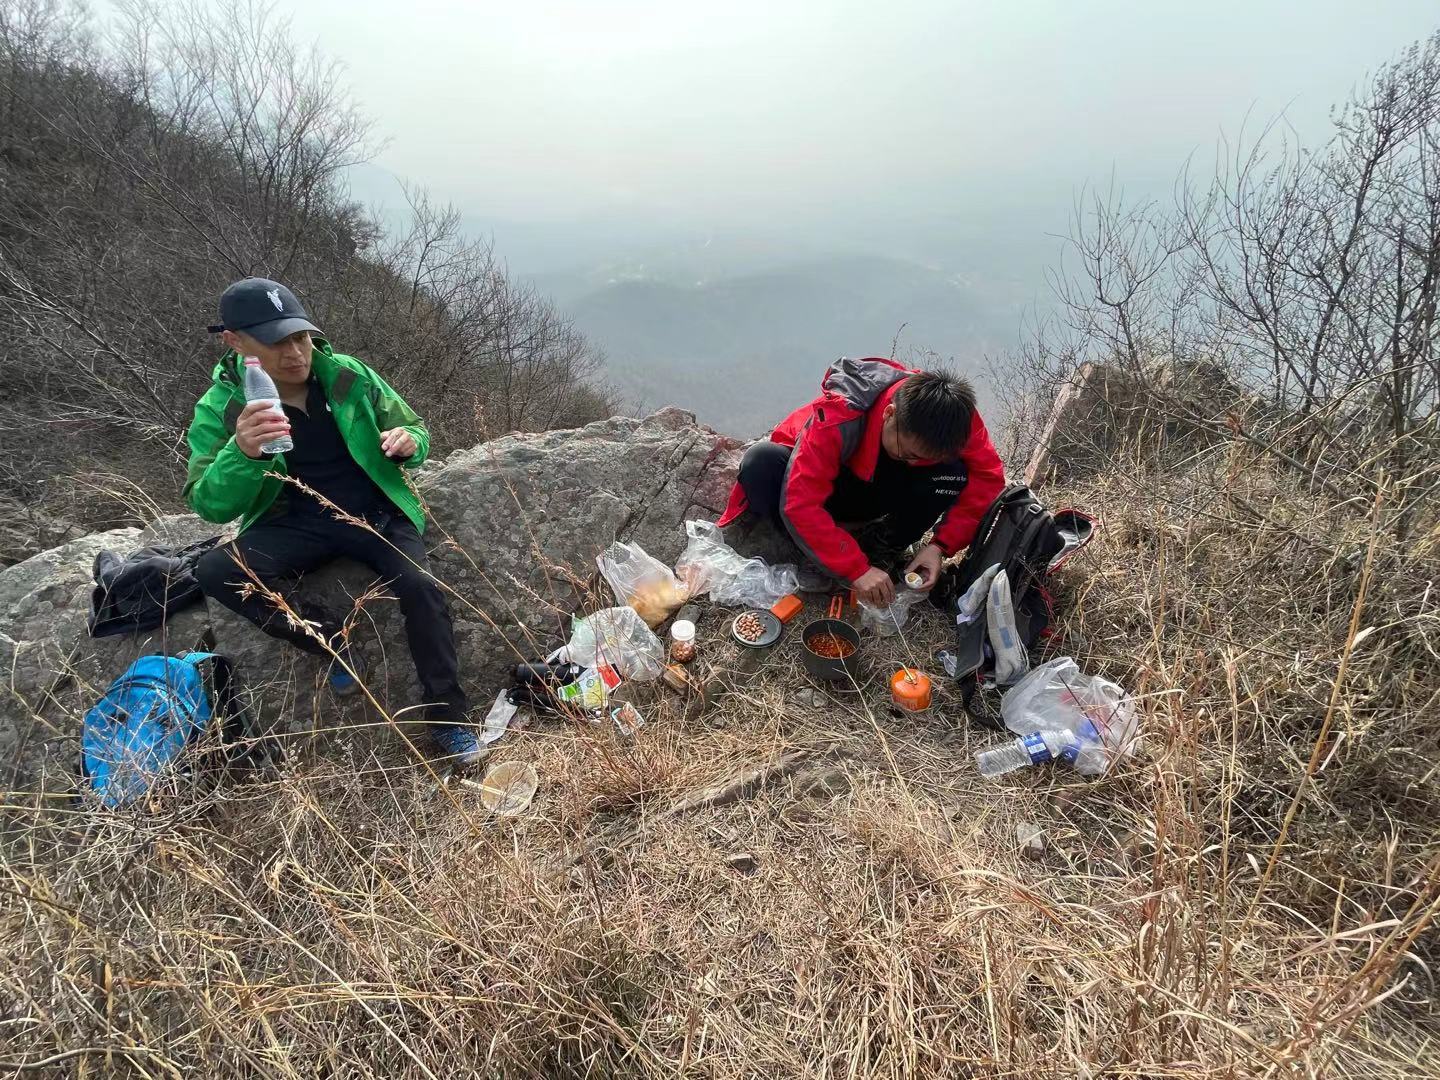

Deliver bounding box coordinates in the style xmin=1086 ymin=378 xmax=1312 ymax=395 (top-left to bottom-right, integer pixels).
xmin=665 ymin=749 xmax=819 ymax=816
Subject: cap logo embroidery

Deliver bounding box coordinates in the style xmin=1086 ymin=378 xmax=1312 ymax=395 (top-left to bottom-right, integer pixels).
xmin=266 ymin=288 xmax=283 ymax=311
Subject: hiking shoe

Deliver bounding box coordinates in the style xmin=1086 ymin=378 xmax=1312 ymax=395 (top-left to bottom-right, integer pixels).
xmin=430 ymin=723 xmax=485 ymax=767
xmin=328 ymin=646 xmax=365 ymax=699
xmin=724 ymin=513 xmax=802 ymax=566
xmin=795 ymin=563 xmax=838 ymax=594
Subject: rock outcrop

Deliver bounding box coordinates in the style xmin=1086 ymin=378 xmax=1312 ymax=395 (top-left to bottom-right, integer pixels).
xmin=0 ymin=410 xmax=743 ymax=788
xmin=1024 ymin=361 xmax=1261 ymax=488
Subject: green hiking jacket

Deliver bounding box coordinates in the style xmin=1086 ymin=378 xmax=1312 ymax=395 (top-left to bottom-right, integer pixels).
xmin=183 ymin=339 xmax=431 ymax=534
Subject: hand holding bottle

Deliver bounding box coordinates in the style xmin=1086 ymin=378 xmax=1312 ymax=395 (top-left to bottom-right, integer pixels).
xmin=240 ymin=356 xmax=293 ymax=456
xmin=235 ymin=400 xmax=292 ymax=458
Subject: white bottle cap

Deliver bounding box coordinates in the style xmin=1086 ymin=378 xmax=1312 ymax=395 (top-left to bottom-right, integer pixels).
xmin=671 ymin=619 xmax=696 ymax=643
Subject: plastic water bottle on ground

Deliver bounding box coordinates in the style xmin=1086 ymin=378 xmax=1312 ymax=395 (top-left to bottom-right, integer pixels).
xmin=242 ymin=356 xmax=293 ymax=454
xmin=975 ymin=728 xmax=1082 ymax=778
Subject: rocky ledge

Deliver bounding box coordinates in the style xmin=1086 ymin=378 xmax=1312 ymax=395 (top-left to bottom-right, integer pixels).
xmin=0 ymin=410 xmax=744 ymax=788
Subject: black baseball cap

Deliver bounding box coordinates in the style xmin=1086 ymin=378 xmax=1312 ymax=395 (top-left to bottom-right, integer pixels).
xmin=208 ymin=277 xmax=322 ymax=345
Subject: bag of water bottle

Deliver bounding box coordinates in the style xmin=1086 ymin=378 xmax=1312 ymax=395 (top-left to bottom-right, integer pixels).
xmin=1002 ymin=658 xmax=1132 ymax=737
xmin=991 ymin=657 xmax=1139 ymax=776
xmin=974 ymin=658 xmax=1138 ymax=778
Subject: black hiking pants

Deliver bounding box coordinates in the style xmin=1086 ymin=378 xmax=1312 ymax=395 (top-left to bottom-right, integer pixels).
xmin=738 ymin=439 xmax=966 ymax=567
xmin=194 ymin=512 xmax=467 ymax=722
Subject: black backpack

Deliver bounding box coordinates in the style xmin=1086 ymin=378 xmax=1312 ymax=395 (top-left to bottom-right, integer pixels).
xmin=933 ymin=486 xmax=1094 ymax=726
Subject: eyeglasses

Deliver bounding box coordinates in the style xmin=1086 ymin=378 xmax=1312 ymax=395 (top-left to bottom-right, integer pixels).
xmin=885 ymin=414 xmax=937 ymax=463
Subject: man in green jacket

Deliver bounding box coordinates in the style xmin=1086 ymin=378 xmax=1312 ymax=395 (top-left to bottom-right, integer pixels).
xmin=187 ymin=277 xmax=480 ymax=765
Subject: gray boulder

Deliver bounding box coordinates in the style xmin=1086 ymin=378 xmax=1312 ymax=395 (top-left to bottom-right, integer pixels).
xmin=0 ymin=410 xmax=743 ymax=789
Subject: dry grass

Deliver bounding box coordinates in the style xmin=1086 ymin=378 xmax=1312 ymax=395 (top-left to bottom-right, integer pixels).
xmin=2 ymin=446 xmax=1439 ymax=1077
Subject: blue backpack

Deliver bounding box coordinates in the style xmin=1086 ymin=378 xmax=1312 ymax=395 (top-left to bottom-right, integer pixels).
xmin=80 ymin=651 xmax=273 ymax=807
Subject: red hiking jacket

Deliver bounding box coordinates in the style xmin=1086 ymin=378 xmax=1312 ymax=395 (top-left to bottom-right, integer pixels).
xmin=717 ymin=357 xmax=1007 ymax=583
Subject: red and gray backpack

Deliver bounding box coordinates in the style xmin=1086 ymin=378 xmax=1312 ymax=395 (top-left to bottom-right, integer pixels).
xmin=932 ymin=485 xmax=1095 ymax=727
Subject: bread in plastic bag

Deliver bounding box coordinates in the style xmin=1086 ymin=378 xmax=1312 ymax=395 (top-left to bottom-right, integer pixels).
xmin=597 ymin=541 xmax=687 ymax=627
xmin=566 ymin=606 xmax=665 ymax=682
xmin=675 ymin=520 xmax=798 ymax=608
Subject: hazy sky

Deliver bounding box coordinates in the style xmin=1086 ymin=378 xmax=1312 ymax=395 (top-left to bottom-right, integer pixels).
xmin=282 ymin=0 xmax=1438 ymax=242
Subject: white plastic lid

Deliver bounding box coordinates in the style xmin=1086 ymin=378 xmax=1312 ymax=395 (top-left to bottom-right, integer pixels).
xmin=671 ymin=619 xmax=696 ymax=642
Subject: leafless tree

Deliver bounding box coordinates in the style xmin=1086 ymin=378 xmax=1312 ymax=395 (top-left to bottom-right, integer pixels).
xmin=1006 ymin=30 xmax=1440 ymax=539
xmin=329 ymin=184 xmax=613 ymax=445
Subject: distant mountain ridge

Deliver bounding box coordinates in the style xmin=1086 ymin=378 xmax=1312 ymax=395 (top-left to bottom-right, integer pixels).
xmin=544 ymin=253 xmax=1021 ymax=435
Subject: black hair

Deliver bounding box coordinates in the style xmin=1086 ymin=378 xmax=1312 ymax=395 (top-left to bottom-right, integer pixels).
xmin=893 ymin=369 xmax=975 ymax=455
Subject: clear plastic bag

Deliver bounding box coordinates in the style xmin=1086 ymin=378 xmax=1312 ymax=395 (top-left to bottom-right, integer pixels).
xmin=480 ymin=690 xmax=517 ymax=745
xmin=999 ymin=657 xmax=1139 ymax=775
xmin=986 ymin=569 xmax=1029 ymax=686
xmin=675 ymin=520 xmax=798 ymax=608
xmin=566 ymin=606 xmax=665 ymax=682
xmin=858 ymin=587 xmax=927 ymax=637
xmin=597 ymin=541 xmax=688 ymax=627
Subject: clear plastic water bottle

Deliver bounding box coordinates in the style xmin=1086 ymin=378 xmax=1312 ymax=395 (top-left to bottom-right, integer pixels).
xmin=242 ymin=357 xmax=293 ymax=454
xmin=975 ymin=728 xmax=1082 ymax=778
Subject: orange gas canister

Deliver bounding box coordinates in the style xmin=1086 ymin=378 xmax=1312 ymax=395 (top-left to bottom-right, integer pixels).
xmin=770 ymin=594 xmax=804 ymax=623
xmin=890 ymin=669 xmax=933 ymax=712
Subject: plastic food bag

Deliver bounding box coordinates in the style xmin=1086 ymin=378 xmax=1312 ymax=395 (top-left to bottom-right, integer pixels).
xmin=999 ymin=657 xmax=1139 ymax=775
xmin=566 ymin=606 xmax=665 ymax=682
xmin=674 ymin=520 xmax=799 ymax=608
xmin=611 ymin=701 xmax=645 ymax=735
xmin=859 ymin=587 xmax=927 ymax=637
xmin=597 ymin=541 xmax=688 ymax=627
xmin=481 ymin=690 xmax=517 ymax=745
xmin=986 ymin=569 xmax=1029 ymax=686
xmin=674 ymin=521 xmax=738 ymax=597
xmin=557 ymin=666 xmax=617 ymax=709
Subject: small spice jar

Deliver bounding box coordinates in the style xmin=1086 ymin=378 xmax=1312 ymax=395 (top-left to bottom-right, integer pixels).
xmin=670 ymin=619 xmax=697 ymax=663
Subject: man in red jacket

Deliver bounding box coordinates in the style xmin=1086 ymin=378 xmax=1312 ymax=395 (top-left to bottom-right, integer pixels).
xmin=717 ymin=357 xmax=1006 ymax=608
